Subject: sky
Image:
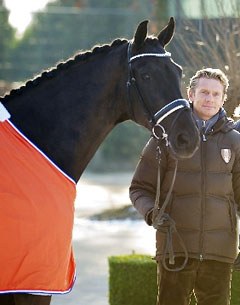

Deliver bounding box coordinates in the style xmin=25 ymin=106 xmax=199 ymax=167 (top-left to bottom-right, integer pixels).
xmin=4 ymin=0 xmax=52 ymax=34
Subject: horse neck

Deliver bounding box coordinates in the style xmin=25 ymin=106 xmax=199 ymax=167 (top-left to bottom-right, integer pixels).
xmin=5 ymin=43 xmax=129 ymax=182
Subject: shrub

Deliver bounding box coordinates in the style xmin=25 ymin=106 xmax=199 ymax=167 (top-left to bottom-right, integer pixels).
xmin=109 ymin=254 xmax=240 ymax=305
xmin=108 ymin=254 xmax=157 ymax=305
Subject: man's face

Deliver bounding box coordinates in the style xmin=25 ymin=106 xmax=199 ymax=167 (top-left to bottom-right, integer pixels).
xmin=188 ymin=77 xmax=225 ymax=120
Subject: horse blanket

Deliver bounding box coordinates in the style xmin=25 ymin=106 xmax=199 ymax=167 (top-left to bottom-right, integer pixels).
xmin=0 ymin=119 xmax=76 ymax=294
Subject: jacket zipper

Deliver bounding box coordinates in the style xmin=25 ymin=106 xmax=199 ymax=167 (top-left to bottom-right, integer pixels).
xmin=200 ymin=126 xmax=207 ymax=261
xmin=202 ymin=120 xmax=207 ymax=142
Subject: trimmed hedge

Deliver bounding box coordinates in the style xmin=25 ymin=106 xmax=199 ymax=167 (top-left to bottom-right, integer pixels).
xmin=108 ymin=254 xmax=157 ymax=305
xmin=108 ymin=254 xmax=240 ymax=305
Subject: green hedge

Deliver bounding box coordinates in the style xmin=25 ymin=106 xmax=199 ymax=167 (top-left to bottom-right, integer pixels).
xmin=108 ymin=254 xmax=240 ymax=305
xmin=108 ymin=254 xmax=157 ymax=305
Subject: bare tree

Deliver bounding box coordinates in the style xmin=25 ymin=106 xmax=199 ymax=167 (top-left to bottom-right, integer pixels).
xmin=166 ymin=0 xmax=240 ymax=117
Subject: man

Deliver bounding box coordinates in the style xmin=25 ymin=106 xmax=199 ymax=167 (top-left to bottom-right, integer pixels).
xmin=130 ymin=68 xmax=240 ymax=305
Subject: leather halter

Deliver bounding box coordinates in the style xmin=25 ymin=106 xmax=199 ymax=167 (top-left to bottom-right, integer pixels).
xmin=126 ymin=43 xmax=191 ymax=271
xmin=126 ymin=41 xmax=190 ymax=129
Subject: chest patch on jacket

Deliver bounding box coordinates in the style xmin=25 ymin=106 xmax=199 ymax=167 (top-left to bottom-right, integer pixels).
xmin=221 ymin=148 xmax=232 ymax=163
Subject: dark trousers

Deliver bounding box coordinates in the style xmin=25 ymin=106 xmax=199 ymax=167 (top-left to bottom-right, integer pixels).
xmin=157 ymin=257 xmax=232 ymax=305
xmin=0 ymin=294 xmax=52 ymax=305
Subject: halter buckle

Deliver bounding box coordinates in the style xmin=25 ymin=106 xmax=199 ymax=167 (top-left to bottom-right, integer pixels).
xmin=152 ymin=124 xmax=169 ymax=146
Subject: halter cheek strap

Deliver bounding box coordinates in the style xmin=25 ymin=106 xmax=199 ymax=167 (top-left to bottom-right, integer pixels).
xmin=126 ymin=42 xmax=172 ymax=126
xmin=126 ymin=41 xmax=190 ymax=130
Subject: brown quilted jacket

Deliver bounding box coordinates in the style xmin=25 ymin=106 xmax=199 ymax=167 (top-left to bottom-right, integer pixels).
xmin=130 ymin=115 xmax=240 ymax=263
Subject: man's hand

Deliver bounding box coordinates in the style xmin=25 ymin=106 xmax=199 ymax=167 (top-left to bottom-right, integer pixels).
xmin=145 ymin=208 xmax=154 ymax=226
xmin=233 ymin=253 xmax=240 ymax=271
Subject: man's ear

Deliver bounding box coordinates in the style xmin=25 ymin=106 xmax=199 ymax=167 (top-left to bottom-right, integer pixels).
xmin=188 ymin=89 xmax=194 ymax=102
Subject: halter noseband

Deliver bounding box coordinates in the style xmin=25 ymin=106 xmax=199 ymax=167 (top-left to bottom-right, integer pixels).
xmin=152 ymin=99 xmax=190 ymax=144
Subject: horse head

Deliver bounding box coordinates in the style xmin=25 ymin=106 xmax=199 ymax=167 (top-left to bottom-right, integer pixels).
xmin=127 ymin=18 xmax=199 ymax=159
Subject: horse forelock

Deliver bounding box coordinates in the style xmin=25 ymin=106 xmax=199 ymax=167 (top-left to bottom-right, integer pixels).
xmin=145 ymin=37 xmax=165 ymax=50
xmin=1 ymin=38 xmax=128 ymax=103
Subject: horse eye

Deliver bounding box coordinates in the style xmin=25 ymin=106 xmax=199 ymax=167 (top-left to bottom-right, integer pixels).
xmin=142 ymin=73 xmax=151 ymax=81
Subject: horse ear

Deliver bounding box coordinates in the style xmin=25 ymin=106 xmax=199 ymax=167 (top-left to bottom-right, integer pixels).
xmin=158 ymin=17 xmax=175 ymax=47
xmin=133 ymin=20 xmax=149 ymax=49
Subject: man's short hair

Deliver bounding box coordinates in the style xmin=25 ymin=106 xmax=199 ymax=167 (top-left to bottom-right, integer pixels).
xmin=187 ymin=68 xmax=229 ymax=101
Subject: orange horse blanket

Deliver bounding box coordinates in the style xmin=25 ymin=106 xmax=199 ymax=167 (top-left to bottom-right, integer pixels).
xmin=0 ymin=120 xmax=76 ymax=294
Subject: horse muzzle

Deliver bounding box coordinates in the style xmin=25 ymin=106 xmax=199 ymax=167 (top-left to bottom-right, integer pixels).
xmin=152 ymin=99 xmax=200 ymax=159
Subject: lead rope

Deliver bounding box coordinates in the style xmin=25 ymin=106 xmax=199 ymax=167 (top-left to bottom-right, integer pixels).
xmin=152 ymin=129 xmax=188 ymax=272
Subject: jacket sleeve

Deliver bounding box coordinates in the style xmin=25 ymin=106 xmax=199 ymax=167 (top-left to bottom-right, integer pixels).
xmin=232 ymin=137 xmax=240 ymax=215
xmin=234 ymin=120 xmax=240 ymax=133
xmin=129 ymin=137 xmax=167 ymax=225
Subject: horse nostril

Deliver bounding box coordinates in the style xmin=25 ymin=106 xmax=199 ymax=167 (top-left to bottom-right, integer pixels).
xmin=169 ymin=129 xmax=199 ymax=159
xmin=177 ymin=133 xmax=190 ymax=147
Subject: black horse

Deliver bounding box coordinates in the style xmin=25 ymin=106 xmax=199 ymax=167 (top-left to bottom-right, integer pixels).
xmin=1 ymin=18 xmax=199 ymax=182
xmin=0 ymin=18 xmax=199 ymax=302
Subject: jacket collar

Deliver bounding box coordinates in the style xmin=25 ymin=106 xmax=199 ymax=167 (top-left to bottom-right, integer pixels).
xmin=193 ymin=107 xmax=234 ymax=134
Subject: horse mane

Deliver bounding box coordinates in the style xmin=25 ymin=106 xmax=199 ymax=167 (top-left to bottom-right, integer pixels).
xmin=1 ymin=38 xmax=129 ymax=102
